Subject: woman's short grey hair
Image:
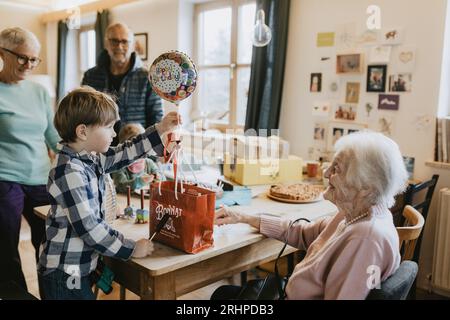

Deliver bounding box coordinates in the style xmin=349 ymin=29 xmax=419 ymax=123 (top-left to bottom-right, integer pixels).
xmin=334 ymin=131 xmax=408 ymax=208
xmin=0 ymin=27 xmax=41 ymax=50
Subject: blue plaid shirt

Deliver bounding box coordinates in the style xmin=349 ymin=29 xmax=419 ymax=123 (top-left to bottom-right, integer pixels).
xmin=38 ymin=126 xmax=164 ymax=276
xmin=82 ymin=50 xmax=163 ymax=130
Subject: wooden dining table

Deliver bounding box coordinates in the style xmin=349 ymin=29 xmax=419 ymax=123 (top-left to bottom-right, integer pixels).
xmin=33 ymin=170 xmax=338 ymax=300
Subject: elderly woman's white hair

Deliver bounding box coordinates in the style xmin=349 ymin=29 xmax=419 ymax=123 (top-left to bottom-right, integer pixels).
xmin=0 ymin=27 xmax=41 ymax=50
xmin=334 ymin=131 xmax=408 ymax=208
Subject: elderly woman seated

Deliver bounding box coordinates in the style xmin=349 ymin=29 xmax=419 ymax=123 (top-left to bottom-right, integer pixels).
xmin=213 ymin=131 xmax=408 ymax=300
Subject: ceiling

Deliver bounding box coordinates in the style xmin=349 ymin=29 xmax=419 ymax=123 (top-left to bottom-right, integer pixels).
xmin=0 ymin=0 xmax=213 ymax=10
xmin=0 ymin=0 xmax=99 ymax=10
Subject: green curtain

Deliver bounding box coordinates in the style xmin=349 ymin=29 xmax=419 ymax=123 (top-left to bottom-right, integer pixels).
xmin=56 ymin=21 xmax=68 ymax=101
xmin=95 ymin=10 xmax=110 ymax=58
xmin=244 ymin=0 xmax=290 ymax=132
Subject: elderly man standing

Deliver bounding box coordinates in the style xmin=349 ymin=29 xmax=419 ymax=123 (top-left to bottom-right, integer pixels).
xmin=82 ymin=23 xmax=163 ymax=144
xmin=0 ymin=27 xmax=59 ymax=291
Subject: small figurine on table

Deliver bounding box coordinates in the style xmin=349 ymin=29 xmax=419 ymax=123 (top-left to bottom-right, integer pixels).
xmin=123 ymin=186 xmax=136 ymax=219
xmin=136 ymin=189 xmax=149 ymax=224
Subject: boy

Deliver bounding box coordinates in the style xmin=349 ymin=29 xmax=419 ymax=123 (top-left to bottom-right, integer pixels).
xmin=37 ymin=87 xmax=180 ymax=299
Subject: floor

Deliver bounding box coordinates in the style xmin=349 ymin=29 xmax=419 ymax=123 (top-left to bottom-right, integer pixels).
xmin=18 ymin=218 xmax=450 ymax=300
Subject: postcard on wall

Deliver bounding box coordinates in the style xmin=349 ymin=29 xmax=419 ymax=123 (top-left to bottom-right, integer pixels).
xmin=362 ymin=101 xmax=377 ymax=122
xmin=314 ymin=123 xmax=327 ymax=141
xmin=345 ymin=82 xmax=360 ymax=104
xmin=394 ymin=46 xmax=416 ymax=72
xmin=335 ymin=22 xmax=357 ymax=50
xmin=378 ymin=94 xmax=400 ymax=110
xmin=378 ymin=114 xmax=395 ymax=137
xmin=389 ymin=73 xmax=412 ymax=92
xmin=327 ymin=76 xmax=340 ymax=98
xmin=369 ymin=45 xmax=392 ymax=63
xmin=312 ymin=101 xmax=331 ymax=117
xmin=356 ymin=29 xmax=379 ymax=46
xmin=381 ymin=28 xmax=404 ymax=45
xmin=327 ymin=121 xmax=368 ymax=151
xmin=334 ymin=104 xmax=357 ymax=121
xmin=317 ymin=32 xmax=335 ymax=47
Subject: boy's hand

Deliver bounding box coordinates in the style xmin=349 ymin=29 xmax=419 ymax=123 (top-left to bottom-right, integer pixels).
xmin=156 ymin=112 xmax=182 ymax=136
xmin=132 ymin=239 xmax=154 ymax=258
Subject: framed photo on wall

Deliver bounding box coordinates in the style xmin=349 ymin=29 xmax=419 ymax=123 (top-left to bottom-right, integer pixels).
xmin=310 ymin=73 xmax=322 ymax=92
xmin=327 ymin=121 xmax=368 ymax=151
xmin=336 ymin=53 xmax=363 ymax=74
xmin=134 ymin=33 xmax=148 ymax=61
xmin=366 ymin=65 xmax=387 ymax=92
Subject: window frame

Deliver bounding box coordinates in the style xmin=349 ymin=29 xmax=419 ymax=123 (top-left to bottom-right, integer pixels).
xmin=78 ymin=24 xmax=96 ymax=76
xmin=194 ymin=0 xmax=255 ymax=130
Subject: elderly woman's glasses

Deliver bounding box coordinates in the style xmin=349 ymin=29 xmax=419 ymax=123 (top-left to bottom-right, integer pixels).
xmin=0 ymin=47 xmax=41 ymax=67
xmin=108 ymin=38 xmax=130 ymax=47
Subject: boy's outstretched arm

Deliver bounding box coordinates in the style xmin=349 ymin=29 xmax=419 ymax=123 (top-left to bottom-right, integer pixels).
xmin=101 ymin=112 xmax=181 ymax=173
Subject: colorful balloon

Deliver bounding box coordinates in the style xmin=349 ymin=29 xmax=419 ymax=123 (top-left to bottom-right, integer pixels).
xmin=149 ymin=51 xmax=197 ymax=104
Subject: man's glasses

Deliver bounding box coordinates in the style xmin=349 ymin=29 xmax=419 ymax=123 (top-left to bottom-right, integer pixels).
xmin=0 ymin=47 xmax=41 ymax=67
xmin=108 ymin=38 xmax=131 ymax=47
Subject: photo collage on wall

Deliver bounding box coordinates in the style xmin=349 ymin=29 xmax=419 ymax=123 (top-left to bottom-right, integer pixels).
xmin=312 ymin=27 xmax=415 ymax=151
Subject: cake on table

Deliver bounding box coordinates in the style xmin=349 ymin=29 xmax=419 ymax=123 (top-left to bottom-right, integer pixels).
xmin=269 ymin=183 xmax=323 ymax=201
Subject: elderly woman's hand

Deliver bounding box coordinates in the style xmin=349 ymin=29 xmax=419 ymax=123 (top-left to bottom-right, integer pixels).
xmin=215 ymin=205 xmax=261 ymax=230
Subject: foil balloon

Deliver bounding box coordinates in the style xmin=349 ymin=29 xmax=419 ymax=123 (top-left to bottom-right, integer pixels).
xmin=149 ymin=51 xmax=197 ymax=104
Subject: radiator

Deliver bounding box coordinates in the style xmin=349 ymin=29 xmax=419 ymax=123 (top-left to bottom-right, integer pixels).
xmin=432 ymin=188 xmax=450 ymax=292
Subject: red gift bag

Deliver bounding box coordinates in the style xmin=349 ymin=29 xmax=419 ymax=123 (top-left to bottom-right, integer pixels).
xmin=149 ymin=181 xmax=216 ymax=254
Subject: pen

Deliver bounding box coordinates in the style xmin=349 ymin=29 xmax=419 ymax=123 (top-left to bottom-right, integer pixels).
xmin=149 ymin=213 xmax=170 ymax=241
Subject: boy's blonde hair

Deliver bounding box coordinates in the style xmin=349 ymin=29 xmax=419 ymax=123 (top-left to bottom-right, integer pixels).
xmin=118 ymin=123 xmax=145 ymax=143
xmin=54 ymin=86 xmax=119 ymax=142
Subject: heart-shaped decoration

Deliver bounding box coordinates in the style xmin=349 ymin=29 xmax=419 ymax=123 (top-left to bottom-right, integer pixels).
xmin=399 ymin=52 xmax=413 ymax=63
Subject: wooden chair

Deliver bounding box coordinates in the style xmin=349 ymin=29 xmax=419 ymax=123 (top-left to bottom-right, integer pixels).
xmin=396 ymin=205 xmax=425 ymax=300
xmin=396 ymin=205 xmax=425 ymax=261
xmin=392 ymin=175 xmax=439 ymax=263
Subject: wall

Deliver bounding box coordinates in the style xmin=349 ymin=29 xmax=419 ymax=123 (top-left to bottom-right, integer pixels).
xmin=0 ymin=2 xmax=47 ymax=74
xmin=279 ymin=0 xmax=450 ymax=293
xmin=110 ymin=0 xmax=179 ymax=67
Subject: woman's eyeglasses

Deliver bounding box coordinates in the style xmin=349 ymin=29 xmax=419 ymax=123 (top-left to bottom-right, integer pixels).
xmin=0 ymin=47 xmax=41 ymax=67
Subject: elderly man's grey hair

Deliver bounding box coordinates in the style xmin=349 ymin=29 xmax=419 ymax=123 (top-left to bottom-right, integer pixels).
xmin=104 ymin=23 xmax=134 ymax=43
xmin=334 ymin=131 xmax=408 ymax=208
xmin=0 ymin=27 xmax=41 ymax=50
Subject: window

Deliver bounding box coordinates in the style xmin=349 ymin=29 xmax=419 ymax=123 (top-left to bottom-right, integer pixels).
xmin=79 ymin=28 xmax=96 ymax=73
xmin=195 ymin=0 xmax=256 ymax=129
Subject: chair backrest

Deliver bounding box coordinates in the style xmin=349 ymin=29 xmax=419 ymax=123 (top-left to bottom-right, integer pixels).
xmin=396 ymin=205 xmax=425 ymax=261
xmin=366 ymin=261 xmax=418 ymax=300
xmin=402 ymin=175 xmax=439 ymax=263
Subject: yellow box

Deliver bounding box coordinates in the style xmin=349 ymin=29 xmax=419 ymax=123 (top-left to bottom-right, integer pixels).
xmin=223 ymin=154 xmax=303 ymax=186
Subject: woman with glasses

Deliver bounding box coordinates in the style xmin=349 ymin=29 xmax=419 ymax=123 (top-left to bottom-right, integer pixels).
xmin=0 ymin=27 xmax=59 ymax=293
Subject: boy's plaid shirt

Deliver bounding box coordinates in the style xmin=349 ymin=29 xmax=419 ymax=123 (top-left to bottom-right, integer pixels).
xmin=38 ymin=125 xmax=164 ymax=276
